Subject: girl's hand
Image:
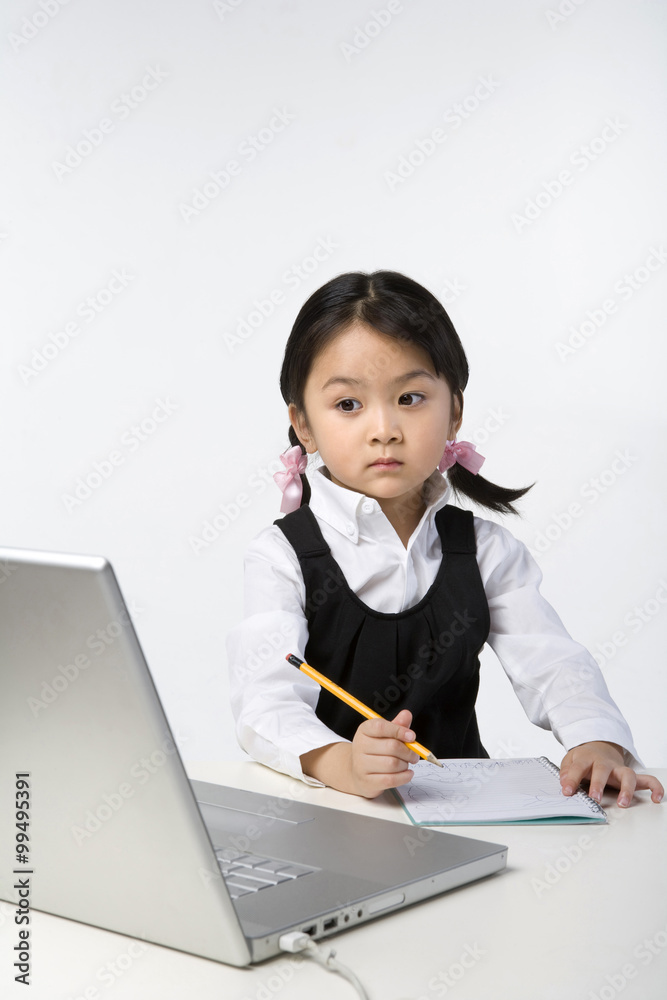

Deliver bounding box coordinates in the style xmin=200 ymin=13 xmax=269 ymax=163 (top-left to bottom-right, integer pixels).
xmin=559 ymin=741 xmax=664 ymax=808
xmin=299 ymin=709 xmax=419 ymax=798
xmin=348 ymin=709 xmax=419 ymax=798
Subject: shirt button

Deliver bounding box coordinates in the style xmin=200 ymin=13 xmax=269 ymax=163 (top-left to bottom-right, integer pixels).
xmin=345 ymin=521 xmax=355 ymax=535
xmin=361 ymin=500 xmax=375 ymax=514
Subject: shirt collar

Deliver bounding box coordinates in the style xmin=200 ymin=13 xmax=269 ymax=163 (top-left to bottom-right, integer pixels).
xmin=305 ymin=454 xmax=452 ymax=545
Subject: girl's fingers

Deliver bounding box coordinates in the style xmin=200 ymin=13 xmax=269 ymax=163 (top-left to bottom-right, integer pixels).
xmin=560 ymin=761 xmax=586 ymax=796
xmin=587 ymin=761 xmax=615 ymax=803
xmin=390 ymin=708 xmax=413 ymax=730
xmin=359 ymin=736 xmax=419 ymax=764
xmin=360 ymin=717 xmax=415 ymax=742
xmin=612 ymin=768 xmax=637 ymax=808
xmin=633 ymin=773 xmax=664 ymax=803
xmin=590 ymin=766 xmax=665 ymax=807
xmin=572 ymin=765 xmax=664 ymax=807
xmin=356 ymin=717 xmax=418 ymax=762
xmin=352 ymin=716 xmax=420 ymax=790
xmin=361 ymin=753 xmax=415 ymax=774
xmin=362 ymin=767 xmax=415 ymax=793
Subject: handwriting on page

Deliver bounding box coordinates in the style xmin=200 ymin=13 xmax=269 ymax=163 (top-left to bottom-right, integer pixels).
xmin=397 ymin=758 xmax=605 ymax=824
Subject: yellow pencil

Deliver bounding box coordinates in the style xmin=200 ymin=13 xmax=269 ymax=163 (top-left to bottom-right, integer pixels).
xmin=286 ymin=653 xmax=443 ymax=767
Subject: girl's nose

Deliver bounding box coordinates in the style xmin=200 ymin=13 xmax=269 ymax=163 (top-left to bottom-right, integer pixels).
xmin=369 ymin=407 xmax=402 ymax=444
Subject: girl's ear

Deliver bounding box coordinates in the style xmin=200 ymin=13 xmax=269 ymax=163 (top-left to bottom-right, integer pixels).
xmin=288 ymin=403 xmax=317 ymax=453
xmin=450 ymin=390 xmax=464 ymax=439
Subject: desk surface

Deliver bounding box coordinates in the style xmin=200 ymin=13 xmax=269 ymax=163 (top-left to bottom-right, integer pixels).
xmin=2 ymin=762 xmax=666 ymax=1000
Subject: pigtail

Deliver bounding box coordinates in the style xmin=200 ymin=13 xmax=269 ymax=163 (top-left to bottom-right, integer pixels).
xmin=287 ymin=427 xmax=311 ymax=506
xmin=447 ymin=463 xmax=533 ymax=516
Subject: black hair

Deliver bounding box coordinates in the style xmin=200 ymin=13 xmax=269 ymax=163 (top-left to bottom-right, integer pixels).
xmin=279 ymin=270 xmax=533 ymax=515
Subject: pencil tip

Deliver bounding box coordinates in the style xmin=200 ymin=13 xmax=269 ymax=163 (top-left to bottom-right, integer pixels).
xmin=427 ymin=755 xmax=443 ymax=767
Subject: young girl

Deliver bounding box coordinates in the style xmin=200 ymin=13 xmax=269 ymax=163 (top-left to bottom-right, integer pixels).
xmin=227 ymin=270 xmax=663 ymax=807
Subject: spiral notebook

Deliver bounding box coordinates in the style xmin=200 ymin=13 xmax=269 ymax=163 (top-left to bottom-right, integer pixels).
xmin=393 ymin=757 xmax=607 ymax=826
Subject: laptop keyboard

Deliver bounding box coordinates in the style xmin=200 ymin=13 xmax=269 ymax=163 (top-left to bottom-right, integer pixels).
xmin=215 ymin=846 xmax=317 ymax=899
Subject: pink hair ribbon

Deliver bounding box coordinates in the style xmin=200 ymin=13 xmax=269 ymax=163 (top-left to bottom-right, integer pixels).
xmin=438 ymin=439 xmax=485 ymax=475
xmin=273 ymin=445 xmax=308 ymax=513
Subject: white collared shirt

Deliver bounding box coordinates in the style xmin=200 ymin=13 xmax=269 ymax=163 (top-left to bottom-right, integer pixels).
xmin=227 ymin=460 xmax=641 ymax=785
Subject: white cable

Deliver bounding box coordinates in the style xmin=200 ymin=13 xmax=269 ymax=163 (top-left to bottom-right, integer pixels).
xmin=278 ymin=932 xmax=371 ymax=999
xmin=302 ymin=939 xmax=371 ymax=999
xmin=278 ymin=931 xmax=311 ymax=953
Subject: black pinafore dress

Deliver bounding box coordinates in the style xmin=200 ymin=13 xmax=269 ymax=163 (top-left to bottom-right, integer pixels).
xmin=274 ymin=503 xmax=491 ymax=759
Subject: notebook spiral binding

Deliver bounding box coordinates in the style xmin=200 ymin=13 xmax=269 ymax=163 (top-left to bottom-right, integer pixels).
xmin=538 ymin=756 xmax=607 ymax=817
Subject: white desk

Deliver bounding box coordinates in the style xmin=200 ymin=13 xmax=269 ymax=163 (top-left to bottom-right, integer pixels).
xmin=2 ymin=763 xmax=666 ymax=1000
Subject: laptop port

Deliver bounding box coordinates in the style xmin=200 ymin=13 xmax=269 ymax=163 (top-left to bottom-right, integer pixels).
xmin=323 ymin=918 xmax=338 ymax=931
xmin=302 ymin=925 xmax=317 ymax=937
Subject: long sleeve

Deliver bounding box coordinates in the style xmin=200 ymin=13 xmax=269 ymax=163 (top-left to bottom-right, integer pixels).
xmin=227 ymin=465 xmax=645 ymax=785
xmin=475 ymin=518 xmax=643 ymax=768
xmin=226 ymin=525 xmax=351 ymax=785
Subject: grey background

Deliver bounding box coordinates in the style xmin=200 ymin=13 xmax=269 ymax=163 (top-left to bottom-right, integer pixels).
xmin=3 ymin=0 xmax=666 ymax=765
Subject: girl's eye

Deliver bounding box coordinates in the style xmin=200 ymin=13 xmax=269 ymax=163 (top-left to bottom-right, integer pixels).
xmin=398 ymin=392 xmax=424 ymax=406
xmin=336 ymin=398 xmax=361 ymax=412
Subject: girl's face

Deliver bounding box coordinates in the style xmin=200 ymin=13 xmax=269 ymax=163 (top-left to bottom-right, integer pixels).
xmin=289 ymin=322 xmax=461 ymax=506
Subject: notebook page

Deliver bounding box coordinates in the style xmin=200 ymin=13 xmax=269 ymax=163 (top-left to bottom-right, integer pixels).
xmin=395 ymin=758 xmax=606 ymax=824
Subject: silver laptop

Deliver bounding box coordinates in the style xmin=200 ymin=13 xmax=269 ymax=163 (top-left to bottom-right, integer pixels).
xmin=0 ymin=545 xmax=507 ymax=966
